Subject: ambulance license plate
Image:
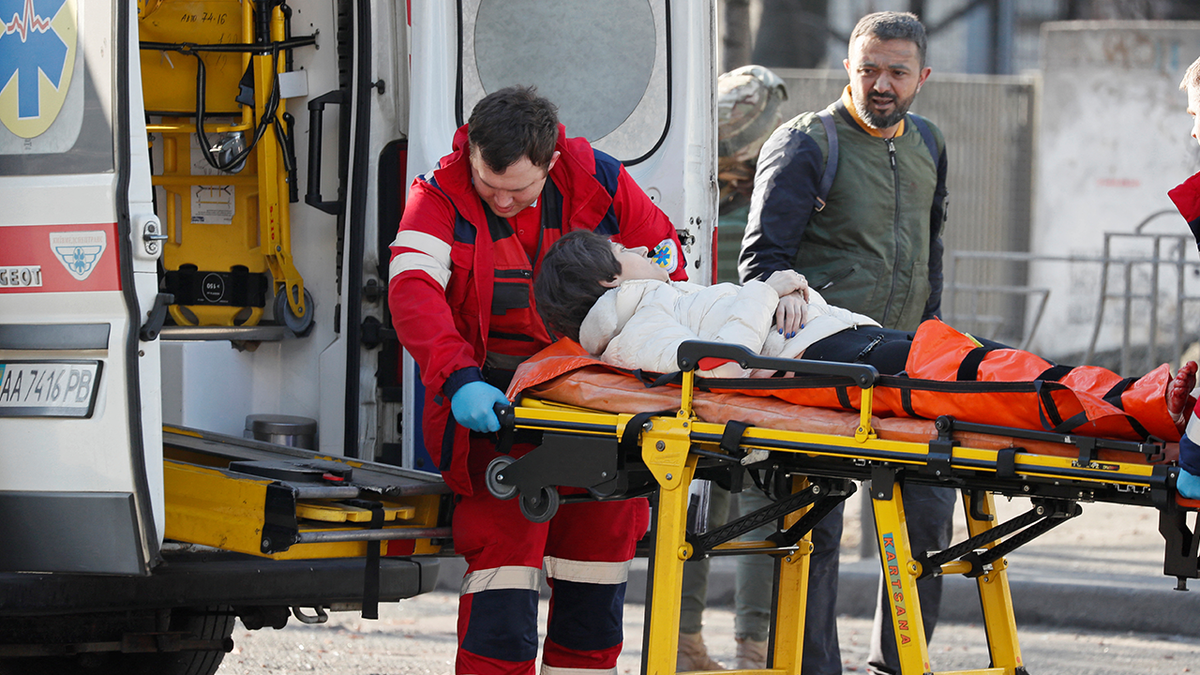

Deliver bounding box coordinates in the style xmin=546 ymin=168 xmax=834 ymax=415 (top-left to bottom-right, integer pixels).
xmin=0 ymin=361 xmax=102 ymax=418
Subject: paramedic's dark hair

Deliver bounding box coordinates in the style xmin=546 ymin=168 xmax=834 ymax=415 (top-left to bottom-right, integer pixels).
xmin=850 ymin=11 xmax=928 ymax=68
xmin=534 ymin=230 xmax=621 ymax=343
xmin=468 ymin=86 xmax=559 ymax=172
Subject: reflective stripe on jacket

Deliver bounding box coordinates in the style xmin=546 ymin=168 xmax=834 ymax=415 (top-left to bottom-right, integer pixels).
xmin=388 ymin=124 xmax=687 ymax=494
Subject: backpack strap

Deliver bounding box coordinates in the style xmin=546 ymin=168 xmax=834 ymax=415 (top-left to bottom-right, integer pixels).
xmin=814 ymin=110 xmax=838 ymax=213
xmin=812 ymin=109 xmax=939 ymax=214
xmin=908 ymin=113 xmax=941 ymax=167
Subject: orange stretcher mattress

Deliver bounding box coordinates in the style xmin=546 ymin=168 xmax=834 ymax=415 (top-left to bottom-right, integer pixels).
xmin=507 ymin=339 xmax=1179 ymax=466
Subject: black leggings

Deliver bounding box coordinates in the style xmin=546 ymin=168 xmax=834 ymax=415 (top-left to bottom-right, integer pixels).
xmin=803 ymin=325 xmax=1012 ymax=376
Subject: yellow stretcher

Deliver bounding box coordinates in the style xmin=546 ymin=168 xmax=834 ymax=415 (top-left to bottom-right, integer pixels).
xmin=490 ymin=340 xmax=1200 ymax=675
xmin=140 ymin=0 xmax=315 ymax=332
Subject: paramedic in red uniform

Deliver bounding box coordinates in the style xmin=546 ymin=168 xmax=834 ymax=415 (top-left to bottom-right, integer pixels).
xmin=387 ymin=86 xmax=687 ymax=675
xmin=1169 ymin=54 xmax=1200 ymax=499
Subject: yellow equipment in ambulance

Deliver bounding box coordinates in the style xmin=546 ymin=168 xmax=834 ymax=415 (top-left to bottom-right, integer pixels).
xmin=0 ymin=1 xmax=714 ymax=673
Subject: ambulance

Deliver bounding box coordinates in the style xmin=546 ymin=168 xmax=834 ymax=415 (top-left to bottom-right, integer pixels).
xmin=0 ymin=1 xmax=714 ymax=672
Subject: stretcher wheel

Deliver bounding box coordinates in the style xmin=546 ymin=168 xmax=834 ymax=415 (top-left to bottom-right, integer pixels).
xmin=519 ymin=487 xmax=560 ymax=523
xmin=274 ymin=287 xmax=316 ymax=335
xmin=486 ymin=456 xmax=518 ymax=501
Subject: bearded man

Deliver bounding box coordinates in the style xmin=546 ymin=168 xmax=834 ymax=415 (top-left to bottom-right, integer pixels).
xmin=738 ymin=11 xmax=951 ymax=675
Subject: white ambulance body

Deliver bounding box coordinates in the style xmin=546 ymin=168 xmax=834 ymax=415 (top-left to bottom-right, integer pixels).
xmin=0 ymin=0 xmax=714 ymax=672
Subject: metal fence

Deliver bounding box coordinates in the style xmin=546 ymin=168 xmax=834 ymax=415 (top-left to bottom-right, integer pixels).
xmin=721 ymin=69 xmax=1200 ymax=375
xmin=946 ymin=215 xmax=1200 ymax=376
xmin=718 ymin=68 xmax=1037 ymax=324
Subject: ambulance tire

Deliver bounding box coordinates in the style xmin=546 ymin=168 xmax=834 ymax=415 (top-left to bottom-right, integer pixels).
xmin=138 ymin=605 xmax=236 ymax=675
xmin=109 ymin=605 xmax=235 ymax=675
xmin=275 ymin=287 xmax=316 ymax=336
xmin=486 ymin=456 xmax=518 ymax=500
xmin=0 ymin=606 xmax=234 ymax=675
xmin=519 ymin=486 xmax=560 ymax=523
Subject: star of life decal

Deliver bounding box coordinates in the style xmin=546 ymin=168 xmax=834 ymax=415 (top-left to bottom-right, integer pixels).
xmin=49 ymin=229 xmax=105 ymax=281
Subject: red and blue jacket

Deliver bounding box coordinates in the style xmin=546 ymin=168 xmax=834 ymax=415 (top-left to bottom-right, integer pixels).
xmin=1170 ymin=171 xmax=1200 ymax=476
xmin=388 ymin=124 xmax=687 ymax=495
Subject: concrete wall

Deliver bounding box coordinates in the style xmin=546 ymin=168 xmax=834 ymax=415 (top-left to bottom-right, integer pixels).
xmin=1029 ymin=21 xmax=1200 ymax=364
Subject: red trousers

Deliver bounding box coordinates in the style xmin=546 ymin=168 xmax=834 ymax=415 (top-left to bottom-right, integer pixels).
xmin=451 ymin=439 xmax=650 ymax=675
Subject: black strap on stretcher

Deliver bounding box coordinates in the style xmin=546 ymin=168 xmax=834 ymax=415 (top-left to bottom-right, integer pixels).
xmin=955 ymin=346 xmax=996 ymax=382
xmin=343 ymin=499 xmax=385 ymax=620
xmin=634 ymin=369 xmax=681 ymax=388
xmin=720 ymin=420 xmax=753 ymax=494
xmin=661 ymin=341 xmax=1159 ymax=450
xmin=958 ymin=347 xmax=1152 ymax=439
xmin=620 ymin=410 xmax=677 ymax=458
xmin=162 ymin=266 xmax=269 ymax=307
xmin=935 ymin=415 xmax=1166 ymax=466
xmin=680 ymin=368 xmax=1156 ymax=446
xmin=140 ymin=33 xmax=318 ymax=175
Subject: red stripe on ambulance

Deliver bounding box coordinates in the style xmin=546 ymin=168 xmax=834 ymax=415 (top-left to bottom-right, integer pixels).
xmin=0 ymin=223 xmax=121 ymax=293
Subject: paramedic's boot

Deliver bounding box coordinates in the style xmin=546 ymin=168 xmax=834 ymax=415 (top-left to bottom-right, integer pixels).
xmin=678 ymin=631 xmax=725 ymax=671
xmin=735 ymin=637 xmax=768 ymax=670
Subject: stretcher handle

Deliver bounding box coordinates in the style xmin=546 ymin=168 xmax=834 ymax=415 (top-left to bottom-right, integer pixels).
xmin=493 ymin=402 xmax=516 ymax=429
xmin=676 ymin=340 xmax=879 ymax=388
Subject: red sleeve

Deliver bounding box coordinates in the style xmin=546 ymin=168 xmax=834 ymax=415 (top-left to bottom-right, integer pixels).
xmin=387 ymin=178 xmax=480 ymax=397
xmin=608 ymin=165 xmax=689 ymax=281
xmin=1170 ymin=171 xmax=1200 ymax=222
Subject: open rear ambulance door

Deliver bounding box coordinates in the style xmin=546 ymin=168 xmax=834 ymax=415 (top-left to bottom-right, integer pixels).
xmin=0 ymin=1 xmax=163 ymax=574
xmin=387 ymin=0 xmax=718 ymax=467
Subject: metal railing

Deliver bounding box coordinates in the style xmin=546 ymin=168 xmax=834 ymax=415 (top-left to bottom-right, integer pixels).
xmin=945 ymin=216 xmax=1200 ymax=375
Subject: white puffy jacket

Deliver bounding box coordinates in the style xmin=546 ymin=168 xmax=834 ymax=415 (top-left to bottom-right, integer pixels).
xmin=578 ymin=279 xmax=879 ymax=378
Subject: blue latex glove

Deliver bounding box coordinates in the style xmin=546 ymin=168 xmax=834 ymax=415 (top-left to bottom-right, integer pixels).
xmin=450 ymin=381 xmax=510 ymax=433
xmin=1179 ymin=468 xmax=1200 ymax=500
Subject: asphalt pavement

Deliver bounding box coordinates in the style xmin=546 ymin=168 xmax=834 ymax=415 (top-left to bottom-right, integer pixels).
xmin=216 ymin=591 xmax=1200 ymax=675
xmin=213 ymin=481 xmax=1200 ymax=674
xmin=436 ymin=487 xmax=1200 ymax=637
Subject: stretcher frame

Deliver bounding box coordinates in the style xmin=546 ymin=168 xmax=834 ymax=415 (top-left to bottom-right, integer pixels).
xmin=491 ymin=340 xmax=1200 ymax=675
xmin=143 ymin=1 xmax=313 ymax=330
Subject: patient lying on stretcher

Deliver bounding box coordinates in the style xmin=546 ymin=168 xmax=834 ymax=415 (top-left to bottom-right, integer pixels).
xmin=533 ymin=230 xmax=1199 ymax=450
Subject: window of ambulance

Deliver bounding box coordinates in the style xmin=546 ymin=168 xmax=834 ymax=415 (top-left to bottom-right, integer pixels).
xmin=457 ymin=0 xmax=668 ymax=164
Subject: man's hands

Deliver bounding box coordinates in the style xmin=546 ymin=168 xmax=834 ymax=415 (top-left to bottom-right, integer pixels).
xmin=765 ymin=270 xmax=810 ymax=338
xmin=451 ymin=381 xmax=510 ymax=433
xmin=764 ymin=269 xmax=810 ymax=298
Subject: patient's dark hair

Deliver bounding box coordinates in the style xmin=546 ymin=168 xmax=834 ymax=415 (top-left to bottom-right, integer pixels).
xmin=535 ymin=230 xmax=621 ymax=342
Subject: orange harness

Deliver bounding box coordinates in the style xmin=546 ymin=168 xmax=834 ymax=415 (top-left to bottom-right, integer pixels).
xmin=509 ymin=320 xmax=1182 ymax=444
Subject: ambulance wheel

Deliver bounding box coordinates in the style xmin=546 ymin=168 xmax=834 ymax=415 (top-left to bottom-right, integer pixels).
xmin=519 ymin=487 xmax=560 ymax=523
xmin=0 ymin=605 xmax=233 ymax=675
xmin=486 ymin=456 xmax=518 ymax=501
xmin=274 ymin=287 xmax=316 ymax=336
xmin=136 ymin=605 xmax=235 ymax=675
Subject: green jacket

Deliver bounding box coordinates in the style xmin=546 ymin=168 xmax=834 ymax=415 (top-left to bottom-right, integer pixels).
xmin=739 ymin=99 xmax=948 ymax=331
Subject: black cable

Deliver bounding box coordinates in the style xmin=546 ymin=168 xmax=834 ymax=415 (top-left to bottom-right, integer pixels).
xmin=190 ymin=47 xmax=281 ymax=173
xmin=143 ymin=33 xmax=315 ymax=173
xmin=140 ymin=34 xmax=317 ymax=55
